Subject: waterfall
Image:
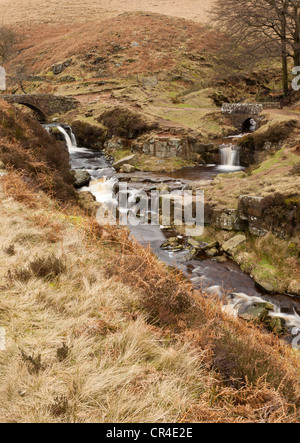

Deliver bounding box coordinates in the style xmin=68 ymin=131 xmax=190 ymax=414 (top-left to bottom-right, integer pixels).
xmin=249 ymin=118 xmax=257 ymax=132
xmin=43 ymin=123 xmax=78 ymax=151
xmin=219 ymin=144 xmax=240 ymax=167
xmin=69 ymin=126 xmax=78 ymax=147
xmin=56 ymin=125 xmax=76 ymax=151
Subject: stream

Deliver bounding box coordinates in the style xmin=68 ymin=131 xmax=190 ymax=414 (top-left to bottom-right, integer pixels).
xmin=45 ymin=123 xmax=300 ymax=338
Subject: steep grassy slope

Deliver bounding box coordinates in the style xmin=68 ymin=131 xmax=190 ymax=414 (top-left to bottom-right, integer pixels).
xmin=0 ymin=100 xmax=76 ymax=203
xmin=0 ymin=175 xmax=299 ymax=423
xmin=0 ymin=188 xmax=208 ymax=423
xmin=9 ymin=12 xmax=220 ymax=78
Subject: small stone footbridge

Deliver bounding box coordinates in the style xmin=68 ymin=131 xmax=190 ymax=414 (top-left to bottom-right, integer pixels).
xmin=222 ymin=102 xmax=281 ymax=132
xmin=1 ymin=94 xmax=79 ymax=121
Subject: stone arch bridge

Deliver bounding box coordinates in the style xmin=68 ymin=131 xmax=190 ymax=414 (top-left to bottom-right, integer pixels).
xmin=221 ymin=102 xmax=280 ymax=132
xmin=1 ymin=94 xmax=79 ymax=121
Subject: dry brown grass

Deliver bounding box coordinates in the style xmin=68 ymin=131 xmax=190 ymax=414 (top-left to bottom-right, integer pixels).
xmin=0 ymin=0 xmax=214 ymax=26
xmin=0 ymin=100 xmax=76 ymax=204
xmin=0 ymin=185 xmax=210 ymax=423
xmin=7 ymin=12 xmax=220 ymax=78
xmin=0 ymin=172 xmax=299 ymax=423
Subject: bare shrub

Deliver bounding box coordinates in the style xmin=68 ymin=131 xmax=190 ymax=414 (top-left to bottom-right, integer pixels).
xmin=99 ymin=107 xmax=157 ymax=139
xmin=0 ymin=26 xmax=19 ymax=63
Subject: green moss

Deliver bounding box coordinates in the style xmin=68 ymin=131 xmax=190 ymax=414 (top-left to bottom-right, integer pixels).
xmin=284 ymin=195 xmax=300 ymax=206
xmin=238 ymin=135 xmax=255 ymax=150
xmin=251 ymin=148 xmax=285 ymax=175
xmin=112 ymin=149 xmax=132 ymax=162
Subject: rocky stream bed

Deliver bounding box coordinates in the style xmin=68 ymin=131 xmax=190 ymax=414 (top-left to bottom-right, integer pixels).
xmin=47 ymin=123 xmax=300 ymax=342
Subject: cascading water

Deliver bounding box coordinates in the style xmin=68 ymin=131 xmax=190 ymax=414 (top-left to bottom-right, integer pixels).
xmin=223 ymin=292 xmax=300 ymax=337
xmin=57 ymin=125 xmax=75 ymax=151
xmin=43 ymin=122 xmax=115 ymax=178
xmin=43 ymin=123 xmax=77 ymax=151
xmin=220 ymin=143 xmax=240 ymax=167
xmin=83 ymin=177 xmax=117 ymax=204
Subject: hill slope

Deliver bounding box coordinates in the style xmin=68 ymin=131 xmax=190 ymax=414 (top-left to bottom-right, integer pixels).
xmin=0 ymin=0 xmax=214 ymax=25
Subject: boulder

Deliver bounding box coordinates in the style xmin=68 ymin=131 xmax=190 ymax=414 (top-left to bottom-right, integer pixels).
xmin=187 ymin=238 xmax=201 ymax=249
xmin=222 ymin=235 xmax=246 ymax=255
xmin=203 ymin=241 xmax=218 ymax=250
xmin=78 ymin=191 xmax=103 ymax=216
xmin=238 ymin=195 xmax=265 ymax=219
xmin=73 ymin=170 xmax=91 ymax=188
xmin=52 ymin=58 xmax=72 ymax=75
xmin=255 ymin=302 xmax=274 ymax=311
xmin=206 ymin=247 xmax=219 ymax=257
xmin=238 ymin=195 xmax=269 ymax=237
xmin=239 ymin=305 xmax=269 ymax=323
xmin=268 ymin=317 xmax=287 ymax=335
xmin=255 ymin=277 xmax=275 ymax=293
xmin=249 ymin=223 xmax=268 ymax=237
xmin=212 ymin=208 xmax=247 ymax=231
xmin=120 ymin=164 xmax=135 ymax=174
xmin=161 ymin=237 xmax=183 ymax=251
xmin=214 ymin=255 xmax=228 ymax=263
xmin=113 ymin=154 xmax=138 ymax=171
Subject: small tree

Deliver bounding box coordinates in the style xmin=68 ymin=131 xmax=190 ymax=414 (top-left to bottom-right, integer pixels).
xmin=214 ymin=0 xmax=300 ymax=95
xmin=10 ymin=64 xmax=29 ymax=94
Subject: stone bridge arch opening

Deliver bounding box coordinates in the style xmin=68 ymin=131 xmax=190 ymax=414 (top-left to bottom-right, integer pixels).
xmin=221 ymin=103 xmax=264 ymax=133
xmin=241 ymin=117 xmax=258 ymax=133
xmin=15 ymin=102 xmax=47 ymax=122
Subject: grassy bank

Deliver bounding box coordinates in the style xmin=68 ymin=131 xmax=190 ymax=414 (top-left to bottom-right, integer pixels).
xmin=0 ymin=169 xmax=299 ymax=423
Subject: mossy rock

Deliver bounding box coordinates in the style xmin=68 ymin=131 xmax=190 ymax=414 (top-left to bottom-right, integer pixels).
xmin=267 ymin=317 xmax=287 ymax=335
xmin=72 ymin=120 xmax=107 ymax=149
xmin=240 ymin=305 xmax=269 ymax=323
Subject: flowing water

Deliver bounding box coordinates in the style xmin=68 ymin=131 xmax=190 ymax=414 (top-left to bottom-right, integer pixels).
xmin=219 ymin=143 xmax=241 ymax=170
xmin=44 ymin=124 xmax=115 ymax=178
xmin=48 ymin=123 xmax=300 ymax=338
